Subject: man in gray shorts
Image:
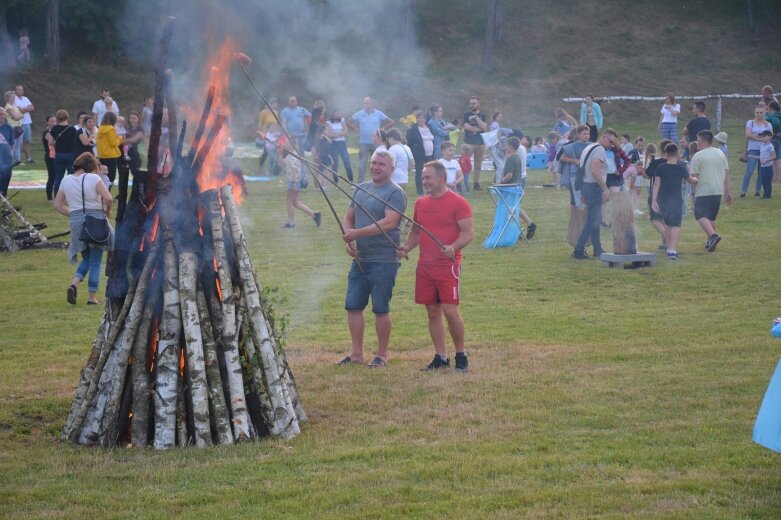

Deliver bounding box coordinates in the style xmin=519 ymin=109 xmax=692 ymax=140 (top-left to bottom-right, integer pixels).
xmin=690 ymin=130 xmax=732 ymax=252
xmin=338 ymin=150 xmax=407 ymax=367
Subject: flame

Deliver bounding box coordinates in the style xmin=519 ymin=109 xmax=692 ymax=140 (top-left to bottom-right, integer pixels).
xmin=183 ymin=38 xmax=245 ymax=205
xmin=147 ymin=319 xmax=159 ymax=373
xmin=179 ymin=347 xmax=186 ymax=377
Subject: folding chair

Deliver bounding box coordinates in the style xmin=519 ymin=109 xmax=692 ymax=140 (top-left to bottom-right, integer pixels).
xmin=526 ymin=152 xmax=548 ymax=170
xmin=483 ymin=184 xmax=529 ymax=248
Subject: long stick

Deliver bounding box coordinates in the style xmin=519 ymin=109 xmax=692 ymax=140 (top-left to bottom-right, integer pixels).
xmin=288 ymin=151 xmax=448 ymax=251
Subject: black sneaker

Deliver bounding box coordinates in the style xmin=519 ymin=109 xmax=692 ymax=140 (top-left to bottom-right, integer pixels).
xmin=473 ymin=183 xmax=481 ymax=191
xmin=313 ymin=212 xmax=322 ymax=227
xmin=755 ymin=192 xmax=761 ymax=198
xmin=455 ymin=353 xmax=468 ymax=373
xmin=282 ymin=223 xmax=295 ymax=229
xmin=26 ymin=158 xmax=35 ymax=164
xmin=740 ymin=193 xmax=746 ymax=198
xmin=421 ymin=355 xmax=450 ymax=371
xmin=526 ymin=222 xmax=537 ymax=240
xmin=706 ymin=234 xmax=721 ymax=252
xmin=571 ymin=250 xmax=589 ymax=260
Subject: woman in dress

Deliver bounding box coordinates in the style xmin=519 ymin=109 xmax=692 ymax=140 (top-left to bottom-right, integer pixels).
xmin=741 ymin=105 xmax=774 ymax=197
xmin=326 ymin=109 xmax=353 ymax=181
xmin=53 ymin=152 xmax=113 ymax=305
xmin=657 ymin=92 xmax=680 ymax=143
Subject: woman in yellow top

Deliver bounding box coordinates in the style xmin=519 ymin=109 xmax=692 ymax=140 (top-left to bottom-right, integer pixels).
xmin=96 ymin=111 xmax=122 ymax=189
xmin=3 ymin=91 xmax=24 ymax=165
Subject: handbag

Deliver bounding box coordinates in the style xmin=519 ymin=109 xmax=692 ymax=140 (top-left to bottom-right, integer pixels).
xmin=13 ymin=126 xmax=23 ymax=138
xmin=299 ymin=169 xmax=309 ymax=189
xmin=78 ymin=175 xmax=111 ymax=245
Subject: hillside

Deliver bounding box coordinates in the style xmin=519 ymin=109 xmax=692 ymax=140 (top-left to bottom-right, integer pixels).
xmin=8 ymin=0 xmax=781 ymax=137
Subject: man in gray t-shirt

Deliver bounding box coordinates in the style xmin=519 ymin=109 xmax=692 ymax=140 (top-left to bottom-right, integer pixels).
xmin=338 ymin=151 xmax=407 ymax=367
xmin=572 ymin=129 xmax=614 ymax=259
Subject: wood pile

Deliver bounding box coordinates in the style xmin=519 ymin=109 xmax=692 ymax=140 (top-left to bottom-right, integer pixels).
xmin=61 ymin=17 xmax=304 ymax=449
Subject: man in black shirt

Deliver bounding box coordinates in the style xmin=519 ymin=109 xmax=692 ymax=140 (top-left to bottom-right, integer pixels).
xmin=684 ymin=101 xmax=711 ymax=156
xmin=463 ymin=96 xmax=488 ymax=190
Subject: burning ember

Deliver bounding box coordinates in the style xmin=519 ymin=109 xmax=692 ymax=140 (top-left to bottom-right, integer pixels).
xmin=61 ymin=18 xmax=304 ymax=449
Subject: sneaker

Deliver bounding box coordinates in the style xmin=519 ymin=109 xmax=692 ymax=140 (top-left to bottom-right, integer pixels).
xmin=666 ymin=251 xmax=678 ymax=260
xmin=313 ymin=212 xmax=322 ymax=227
xmin=12 ymin=160 xmax=21 ymax=168
xmin=26 ymin=158 xmax=35 ymax=164
xmin=421 ymin=355 xmax=450 ymax=371
xmin=755 ymin=192 xmax=761 ymax=198
xmin=473 ymin=183 xmax=481 ymax=191
xmin=67 ymin=284 xmax=77 ymax=305
xmin=282 ymin=223 xmax=295 ymax=229
xmin=658 ymin=243 xmax=668 ymax=250
xmin=571 ymin=250 xmax=589 ymax=260
xmin=455 ymin=353 xmax=469 ymax=373
xmin=740 ymin=193 xmax=746 ymax=198
xmin=634 ymin=209 xmax=645 ymax=215
xmin=706 ymin=234 xmax=721 ymax=252
xmin=526 ymin=222 xmax=537 ymax=240
xmin=593 ymin=249 xmax=605 ymax=258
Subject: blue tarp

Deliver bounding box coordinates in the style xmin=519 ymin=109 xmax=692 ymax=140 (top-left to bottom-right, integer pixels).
xmin=483 ymin=185 xmax=523 ymax=248
xmin=753 ymin=321 xmax=781 ymax=453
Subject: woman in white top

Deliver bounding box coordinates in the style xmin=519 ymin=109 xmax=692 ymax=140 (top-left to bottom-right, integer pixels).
xmin=658 ymin=92 xmax=681 ymax=143
xmin=386 ymin=128 xmax=410 ymax=188
xmin=741 ymin=105 xmax=774 ymax=197
xmin=325 ymin=110 xmax=354 ymax=181
xmin=53 ymin=152 xmax=113 ymax=305
xmin=372 ymin=128 xmax=388 ymax=154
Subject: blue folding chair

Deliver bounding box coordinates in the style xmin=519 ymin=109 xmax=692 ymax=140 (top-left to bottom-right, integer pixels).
xmin=484 ymin=184 xmax=529 ymax=248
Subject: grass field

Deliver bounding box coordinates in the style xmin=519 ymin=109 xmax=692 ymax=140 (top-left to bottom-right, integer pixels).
xmin=2 ymin=121 xmax=781 ymax=518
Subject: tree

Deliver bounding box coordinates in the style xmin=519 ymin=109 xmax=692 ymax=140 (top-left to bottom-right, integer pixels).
xmin=0 ymin=5 xmax=16 ymax=68
xmin=480 ymin=0 xmax=499 ymax=72
xmin=46 ymin=0 xmax=59 ymax=69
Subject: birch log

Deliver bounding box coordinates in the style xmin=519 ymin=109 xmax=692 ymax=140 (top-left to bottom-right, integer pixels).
xmin=153 ymin=236 xmax=182 ymax=449
xmin=92 ymin=240 xmax=161 ymax=447
xmin=610 ymin=191 xmax=637 ymax=255
xmin=62 ymin=312 xmax=110 ymax=440
xmin=196 ymin=286 xmax=233 ymax=445
xmin=129 ymin=299 xmax=157 ymax=447
xmin=221 ymin=185 xmax=300 ymax=439
xmin=178 ymin=251 xmax=212 ymax=447
xmin=204 ymin=189 xmax=250 ymax=441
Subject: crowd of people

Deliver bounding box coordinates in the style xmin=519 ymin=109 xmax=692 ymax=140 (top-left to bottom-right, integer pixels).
xmin=3 ymin=82 xmax=778 ymax=368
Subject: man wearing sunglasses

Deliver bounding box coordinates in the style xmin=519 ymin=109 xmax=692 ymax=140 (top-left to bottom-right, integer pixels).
xmin=572 ymin=129 xmax=616 ymax=259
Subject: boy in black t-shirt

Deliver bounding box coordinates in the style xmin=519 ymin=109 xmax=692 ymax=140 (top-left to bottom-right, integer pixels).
xmin=651 ymin=143 xmax=697 ymax=259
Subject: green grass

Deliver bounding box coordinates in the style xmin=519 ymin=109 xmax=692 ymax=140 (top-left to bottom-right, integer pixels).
xmin=2 ymin=122 xmax=781 ymax=518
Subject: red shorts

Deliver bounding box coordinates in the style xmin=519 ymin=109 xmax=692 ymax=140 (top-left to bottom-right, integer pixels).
xmin=415 ymin=263 xmax=461 ymax=305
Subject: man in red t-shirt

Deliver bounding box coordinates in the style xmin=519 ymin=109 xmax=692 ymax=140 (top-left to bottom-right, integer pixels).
xmin=397 ymin=161 xmax=474 ymax=372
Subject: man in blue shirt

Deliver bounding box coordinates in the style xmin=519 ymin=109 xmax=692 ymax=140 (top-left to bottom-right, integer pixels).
xmin=349 ymin=97 xmax=394 ymax=182
xmin=280 ymin=96 xmax=311 ymax=147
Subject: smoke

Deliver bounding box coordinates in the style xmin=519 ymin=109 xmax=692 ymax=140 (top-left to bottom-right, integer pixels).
xmin=121 ymin=0 xmax=431 ymax=135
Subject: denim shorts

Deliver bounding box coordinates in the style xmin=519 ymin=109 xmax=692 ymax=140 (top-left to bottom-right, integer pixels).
xmin=22 ymin=124 xmax=32 ymax=142
xmin=287 ymin=180 xmax=301 ymax=191
xmin=345 ymin=261 xmax=400 ymax=314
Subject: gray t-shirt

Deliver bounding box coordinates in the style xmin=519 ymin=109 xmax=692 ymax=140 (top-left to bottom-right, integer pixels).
xmin=350 ymin=181 xmax=407 ymax=263
xmin=582 ymin=144 xmax=607 ymax=184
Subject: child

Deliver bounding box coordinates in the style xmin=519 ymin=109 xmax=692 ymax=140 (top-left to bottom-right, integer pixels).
xmin=116 ymin=116 xmax=130 ymax=161
xmin=264 ymin=124 xmax=281 ymax=175
xmin=714 ymin=131 xmax=728 ymax=156
xmin=651 ymin=143 xmax=697 ymax=260
xmin=457 ymin=144 xmax=472 ymax=194
xmin=438 ymin=142 xmax=463 ymax=191
xmin=98 ymin=164 xmax=112 ymax=191
xmin=759 ymin=130 xmax=776 ymax=198
xmin=531 ymin=136 xmax=547 ymax=153
xmin=502 ymin=137 xmax=537 ymax=239
xmin=282 ymin=136 xmax=320 ymax=229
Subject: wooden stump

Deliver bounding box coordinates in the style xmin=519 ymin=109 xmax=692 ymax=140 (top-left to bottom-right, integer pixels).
xmin=609 ymin=191 xmax=637 ymax=255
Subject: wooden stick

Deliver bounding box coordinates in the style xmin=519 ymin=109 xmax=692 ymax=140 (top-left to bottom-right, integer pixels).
xmin=164 ymin=68 xmax=179 ymax=160
xmin=190 ymin=114 xmax=225 ymax=174
xmin=188 ymin=86 xmax=215 ymax=163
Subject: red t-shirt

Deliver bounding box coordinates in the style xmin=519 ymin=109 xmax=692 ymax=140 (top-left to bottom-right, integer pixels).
xmin=413 ymin=190 xmax=472 ymax=266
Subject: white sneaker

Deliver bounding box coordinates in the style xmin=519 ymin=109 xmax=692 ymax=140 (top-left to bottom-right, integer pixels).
xmin=634 ymin=209 xmax=644 ymax=215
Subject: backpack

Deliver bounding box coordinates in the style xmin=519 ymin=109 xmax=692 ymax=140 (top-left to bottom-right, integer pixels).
xmin=574 ymin=143 xmax=602 ymax=191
